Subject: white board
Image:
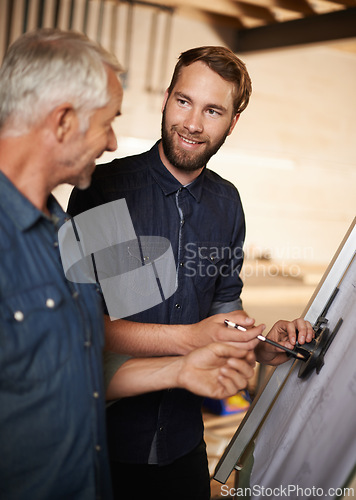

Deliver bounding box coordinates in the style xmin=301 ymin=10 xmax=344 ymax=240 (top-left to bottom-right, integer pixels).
xmin=251 ymin=252 xmax=356 ymax=498
xmin=214 ymin=218 xmax=356 ymax=499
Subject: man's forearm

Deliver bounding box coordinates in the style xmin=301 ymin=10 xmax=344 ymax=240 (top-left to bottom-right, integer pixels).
xmin=104 ymin=316 xmax=189 ymax=356
xmin=106 ymin=343 xmax=256 ymax=401
xmin=104 ymin=310 xmax=258 ymax=357
xmin=106 ymin=356 xmax=182 ymax=399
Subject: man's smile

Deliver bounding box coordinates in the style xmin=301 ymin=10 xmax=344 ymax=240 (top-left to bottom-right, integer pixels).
xmin=177 ymin=132 xmax=205 ymax=148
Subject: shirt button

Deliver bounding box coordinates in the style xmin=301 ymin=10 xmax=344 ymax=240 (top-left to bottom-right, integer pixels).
xmin=180 ymin=219 xmax=185 ymax=226
xmin=159 ymin=426 xmax=164 ymax=432
xmin=95 ymin=445 xmax=101 ymax=452
xmin=179 ymin=262 xmax=184 ymax=267
xmin=175 ymin=303 xmax=181 ymax=309
xmin=46 ymin=298 xmax=55 ymax=308
xmin=53 ymin=241 xmax=59 ymax=248
xmin=72 ymin=291 xmax=79 ymax=299
xmin=93 ymin=392 xmax=99 ymax=398
xmin=84 ymin=340 xmax=91 ymax=347
xmin=14 ymin=310 xmax=24 ymax=322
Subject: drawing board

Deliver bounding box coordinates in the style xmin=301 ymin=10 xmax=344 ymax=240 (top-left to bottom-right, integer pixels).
xmin=214 ymin=218 xmax=356 ymax=498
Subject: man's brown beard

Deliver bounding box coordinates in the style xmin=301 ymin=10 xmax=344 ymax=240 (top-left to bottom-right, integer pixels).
xmin=160 ymin=106 xmax=230 ymax=173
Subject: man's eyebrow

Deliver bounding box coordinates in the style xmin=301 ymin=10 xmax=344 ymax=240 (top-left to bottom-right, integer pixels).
xmin=205 ymin=103 xmax=228 ymax=113
xmin=174 ymin=91 xmax=191 ymax=101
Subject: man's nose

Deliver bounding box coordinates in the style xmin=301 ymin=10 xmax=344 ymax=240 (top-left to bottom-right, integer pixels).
xmin=107 ymin=127 xmax=117 ymax=152
xmin=183 ymin=109 xmax=203 ymax=134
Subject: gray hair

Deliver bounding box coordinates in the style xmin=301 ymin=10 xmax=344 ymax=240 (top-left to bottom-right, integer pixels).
xmin=0 ymin=28 xmax=123 ymax=136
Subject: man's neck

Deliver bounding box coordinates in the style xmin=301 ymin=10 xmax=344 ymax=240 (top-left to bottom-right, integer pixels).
xmin=158 ymin=141 xmax=204 ymax=186
xmin=0 ymin=134 xmax=52 ymax=216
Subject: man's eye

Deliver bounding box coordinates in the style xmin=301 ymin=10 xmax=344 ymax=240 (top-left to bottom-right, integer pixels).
xmin=177 ymin=99 xmax=188 ymax=106
xmin=207 ymin=109 xmax=220 ymax=117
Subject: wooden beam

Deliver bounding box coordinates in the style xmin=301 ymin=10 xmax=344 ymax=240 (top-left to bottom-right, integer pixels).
xmin=234 ymin=7 xmax=356 ymax=52
xmin=238 ymin=0 xmax=316 ymax=16
xmin=177 ymin=6 xmax=245 ymax=29
xmin=232 ymin=1 xmax=276 ymax=22
xmin=122 ymin=0 xmax=276 ymax=22
xmin=320 ymin=0 xmax=356 ymax=7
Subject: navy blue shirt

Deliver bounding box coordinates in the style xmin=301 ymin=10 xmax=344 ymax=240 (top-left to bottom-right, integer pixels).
xmin=0 ymin=172 xmax=112 ymax=499
xmin=68 ymin=141 xmax=246 ymax=465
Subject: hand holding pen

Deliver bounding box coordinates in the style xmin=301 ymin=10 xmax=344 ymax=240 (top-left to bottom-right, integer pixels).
xmin=185 ymin=312 xmax=312 ymax=367
xmin=224 ymin=319 xmax=306 ymax=360
xmin=224 ymin=317 xmax=314 ymax=366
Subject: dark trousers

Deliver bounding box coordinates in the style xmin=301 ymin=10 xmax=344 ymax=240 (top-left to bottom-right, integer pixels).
xmin=109 ymin=440 xmax=211 ymax=500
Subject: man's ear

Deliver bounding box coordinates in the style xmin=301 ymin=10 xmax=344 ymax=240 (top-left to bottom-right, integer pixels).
xmin=227 ymin=113 xmax=240 ymax=136
xmin=52 ymin=104 xmax=77 ymax=142
xmin=161 ymin=89 xmax=169 ymax=113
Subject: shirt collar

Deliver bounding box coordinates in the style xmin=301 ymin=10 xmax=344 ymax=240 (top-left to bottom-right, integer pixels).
xmin=0 ymin=171 xmax=66 ymax=232
xmin=148 ymin=141 xmax=205 ymax=202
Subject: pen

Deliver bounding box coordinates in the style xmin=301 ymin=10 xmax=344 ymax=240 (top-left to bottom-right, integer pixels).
xmin=224 ymin=319 xmax=247 ymax=332
xmin=224 ymin=319 xmax=306 ymax=360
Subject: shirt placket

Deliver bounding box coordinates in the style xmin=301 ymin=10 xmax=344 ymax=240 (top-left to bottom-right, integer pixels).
xmin=170 ymin=187 xmax=191 ymax=322
xmin=153 ymin=187 xmax=193 ymax=464
xmin=52 ymin=218 xmax=105 ymax=499
xmin=75 ymin=292 xmax=103 ymax=497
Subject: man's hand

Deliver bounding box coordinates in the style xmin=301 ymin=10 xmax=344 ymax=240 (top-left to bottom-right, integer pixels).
xmin=177 ymin=343 xmax=256 ymax=399
xmin=184 ymin=311 xmax=264 ymax=353
xmin=106 ymin=343 xmax=256 ymax=400
xmin=255 ymin=318 xmax=314 ymax=365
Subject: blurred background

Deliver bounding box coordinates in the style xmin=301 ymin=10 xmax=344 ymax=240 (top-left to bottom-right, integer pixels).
xmin=1 ymin=0 xmax=355 ymax=340
xmin=1 ymin=1 xmax=355 ymax=335
xmin=2 ymin=1 xmax=355 ymax=489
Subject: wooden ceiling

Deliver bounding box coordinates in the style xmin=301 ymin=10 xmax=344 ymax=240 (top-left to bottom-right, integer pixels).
xmin=2 ymin=0 xmax=356 ymax=58
xmin=132 ymin=0 xmax=356 ymax=52
xmin=136 ymin=0 xmax=353 ymax=28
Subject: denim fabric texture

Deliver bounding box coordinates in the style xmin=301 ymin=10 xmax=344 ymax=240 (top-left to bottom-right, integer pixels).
xmin=0 ymin=172 xmax=112 ymax=500
xmin=68 ymin=141 xmax=246 ymax=465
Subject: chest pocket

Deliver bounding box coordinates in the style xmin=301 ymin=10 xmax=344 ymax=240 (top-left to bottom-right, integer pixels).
xmin=0 ymin=284 xmax=71 ymax=391
xmin=186 ymin=243 xmax=226 ymax=292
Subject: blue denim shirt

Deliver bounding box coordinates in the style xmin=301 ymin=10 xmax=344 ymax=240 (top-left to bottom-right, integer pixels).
xmin=68 ymin=141 xmax=245 ymax=465
xmin=0 ymin=172 xmax=112 ymax=499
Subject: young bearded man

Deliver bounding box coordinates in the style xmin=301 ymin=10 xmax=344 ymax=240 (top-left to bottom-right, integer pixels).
xmin=68 ymin=46 xmax=312 ymax=500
